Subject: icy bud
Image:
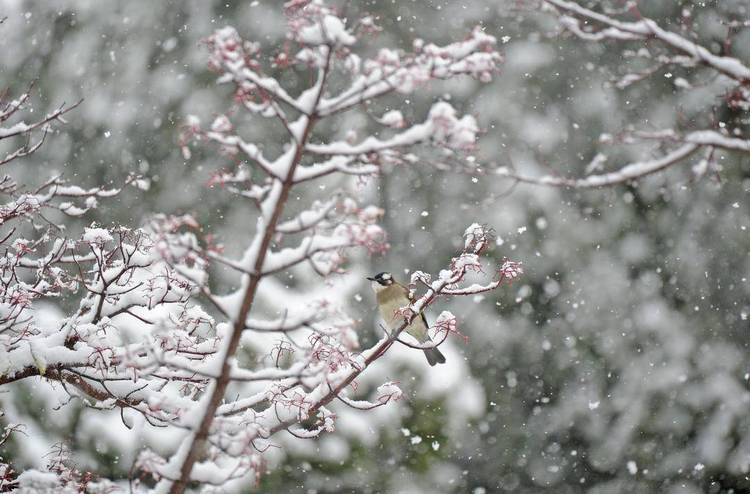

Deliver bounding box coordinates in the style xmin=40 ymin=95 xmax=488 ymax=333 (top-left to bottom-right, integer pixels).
xmin=210 ymin=114 xmax=233 ymax=133
xmin=378 ymin=110 xmax=405 ymax=129
xmin=287 ymin=1 xmax=356 ymax=47
xmin=410 ymin=270 xmax=432 ymax=286
xmin=499 ymin=259 xmax=523 ymax=281
xmin=463 ymin=223 xmax=492 ymax=253
xmin=433 ymin=311 xmax=463 ymax=341
xmin=428 ymin=102 xmax=479 ymax=151
xmin=205 ymin=27 xmax=259 ymax=74
xmin=376 ymin=381 xmax=404 ymax=404
xmin=82 ymin=227 xmax=113 ymax=246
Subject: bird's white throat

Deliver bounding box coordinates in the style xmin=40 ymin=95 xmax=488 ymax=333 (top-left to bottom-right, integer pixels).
xmin=371 ymin=281 xmax=388 ymax=293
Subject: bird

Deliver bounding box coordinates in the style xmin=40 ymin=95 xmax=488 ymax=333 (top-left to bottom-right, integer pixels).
xmin=367 ymin=271 xmax=446 ymax=366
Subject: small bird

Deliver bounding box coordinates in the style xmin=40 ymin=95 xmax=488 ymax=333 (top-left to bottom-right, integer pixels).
xmin=367 ymin=272 xmax=446 ymax=366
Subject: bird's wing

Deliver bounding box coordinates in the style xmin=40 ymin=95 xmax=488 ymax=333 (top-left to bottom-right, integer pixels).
xmin=394 ymin=282 xmax=431 ymax=342
xmin=419 ymin=312 xmax=432 ymax=341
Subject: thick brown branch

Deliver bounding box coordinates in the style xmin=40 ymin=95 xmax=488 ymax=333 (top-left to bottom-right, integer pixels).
xmin=166 ymin=49 xmax=334 ymax=494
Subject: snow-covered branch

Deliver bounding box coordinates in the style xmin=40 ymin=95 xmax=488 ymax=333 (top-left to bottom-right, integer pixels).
xmin=500 ymin=0 xmax=750 ymax=188
xmin=544 ymin=0 xmax=750 ymax=82
xmin=0 ymin=84 xmax=82 ymax=167
xmin=496 ymin=142 xmax=700 ymax=188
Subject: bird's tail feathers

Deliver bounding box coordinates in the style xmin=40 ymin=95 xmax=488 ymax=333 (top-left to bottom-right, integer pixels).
xmin=423 ymin=346 xmax=446 ymax=366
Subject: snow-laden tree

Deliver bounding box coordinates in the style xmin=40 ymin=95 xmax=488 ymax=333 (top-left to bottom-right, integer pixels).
xmin=0 ymin=2 xmax=520 ymax=492
xmin=6 ymin=0 xmax=749 ymax=492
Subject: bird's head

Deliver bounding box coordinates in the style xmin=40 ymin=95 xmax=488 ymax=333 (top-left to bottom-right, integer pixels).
xmin=367 ymin=272 xmax=394 ymax=292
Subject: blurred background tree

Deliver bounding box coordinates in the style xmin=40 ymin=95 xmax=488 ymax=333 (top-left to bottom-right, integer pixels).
xmin=1 ymin=1 xmax=750 ymax=492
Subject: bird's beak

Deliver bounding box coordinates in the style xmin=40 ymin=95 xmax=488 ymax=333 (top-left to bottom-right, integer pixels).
xmin=366 ymin=276 xmax=376 ymax=281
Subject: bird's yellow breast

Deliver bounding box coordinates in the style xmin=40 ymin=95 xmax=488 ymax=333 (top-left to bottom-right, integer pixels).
xmin=376 ymin=284 xmax=428 ymax=340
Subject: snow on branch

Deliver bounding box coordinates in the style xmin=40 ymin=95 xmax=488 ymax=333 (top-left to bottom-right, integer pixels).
xmin=499 ymin=0 xmax=750 ymax=189
xmin=544 ymin=0 xmax=750 ymax=82
xmin=496 ymin=142 xmax=700 ymax=188
xmin=315 ymin=25 xmax=502 ymax=117
xmin=0 ymin=83 xmax=82 ymax=167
